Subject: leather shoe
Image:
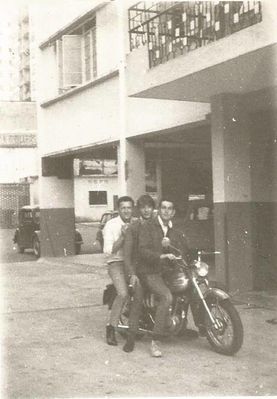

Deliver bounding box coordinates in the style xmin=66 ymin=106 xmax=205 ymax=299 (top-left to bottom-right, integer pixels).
xmin=106 ymin=325 xmax=117 ymax=346
xmin=123 ymin=332 xmax=135 ymax=352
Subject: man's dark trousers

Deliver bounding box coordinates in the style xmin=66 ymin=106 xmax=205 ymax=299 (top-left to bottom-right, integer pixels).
xmin=128 ymin=281 xmax=144 ymax=333
xmin=144 ymin=273 xmax=172 ymax=338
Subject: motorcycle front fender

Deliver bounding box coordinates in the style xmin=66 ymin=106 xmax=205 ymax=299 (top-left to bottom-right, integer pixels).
xmin=203 ymin=287 xmax=230 ymax=302
xmin=190 ymin=287 xmax=230 ymax=328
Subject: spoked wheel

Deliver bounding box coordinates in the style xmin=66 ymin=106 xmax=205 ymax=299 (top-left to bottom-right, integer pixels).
xmin=205 ymin=299 xmax=243 ymax=356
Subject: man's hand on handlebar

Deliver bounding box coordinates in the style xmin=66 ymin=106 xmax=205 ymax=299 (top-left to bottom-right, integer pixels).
xmin=129 ymin=274 xmax=139 ymax=287
xmin=160 ymin=253 xmax=179 ymax=261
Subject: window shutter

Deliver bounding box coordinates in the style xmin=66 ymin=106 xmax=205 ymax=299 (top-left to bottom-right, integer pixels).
xmin=62 ymin=35 xmax=82 ymax=88
xmin=92 ymin=26 xmax=97 ymax=78
xmin=84 ymin=30 xmax=92 ymax=82
xmin=56 ymin=39 xmax=64 ymax=92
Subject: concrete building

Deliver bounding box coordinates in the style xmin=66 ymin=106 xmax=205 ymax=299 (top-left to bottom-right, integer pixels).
xmin=0 ymin=101 xmax=38 ymax=226
xmin=0 ymin=101 xmax=37 ymax=183
xmin=0 ymin=5 xmax=20 ymax=101
xmin=34 ymin=1 xmax=276 ymax=292
xmin=73 ymin=158 xmax=118 ymax=221
xmin=18 ymin=6 xmax=36 ymax=101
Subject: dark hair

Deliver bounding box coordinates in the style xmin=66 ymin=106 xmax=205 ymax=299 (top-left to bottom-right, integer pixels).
xmin=117 ymin=196 xmax=134 ymax=208
xmin=136 ymin=194 xmax=155 ymax=209
xmin=158 ymin=198 xmax=175 ymax=208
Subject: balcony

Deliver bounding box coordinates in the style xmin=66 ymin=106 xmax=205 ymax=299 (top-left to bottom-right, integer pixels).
xmin=128 ymin=1 xmax=262 ymax=69
xmin=126 ymin=1 xmax=277 ymax=103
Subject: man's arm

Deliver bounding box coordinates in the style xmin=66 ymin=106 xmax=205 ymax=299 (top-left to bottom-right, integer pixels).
xmin=111 ymin=233 xmax=125 ymax=254
xmin=123 ymin=225 xmax=136 ymax=276
xmin=103 ymin=221 xmax=125 ymax=255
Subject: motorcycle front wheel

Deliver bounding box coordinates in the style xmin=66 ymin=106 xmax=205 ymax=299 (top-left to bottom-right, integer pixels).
xmin=205 ymin=299 xmax=243 ymax=356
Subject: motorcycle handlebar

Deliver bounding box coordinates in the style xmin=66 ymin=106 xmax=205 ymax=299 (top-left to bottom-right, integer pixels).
xmin=199 ymin=250 xmax=221 ymax=255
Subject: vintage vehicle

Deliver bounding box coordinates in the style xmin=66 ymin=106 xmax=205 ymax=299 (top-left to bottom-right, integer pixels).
xmin=94 ymin=210 xmax=119 ymax=251
xmin=13 ymin=206 xmax=83 ymax=258
xmin=104 ymin=244 xmax=243 ymax=356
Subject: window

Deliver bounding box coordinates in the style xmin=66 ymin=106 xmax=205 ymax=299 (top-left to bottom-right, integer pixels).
xmin=79 ymin=159 xmax=117 ymax=176
xmin=56 ymin=17 xmax=97 ymax=93
xmin=145 ymin=159 xmax=157 ymax=194
xmin=89 ymin=191 xmax=107 ymax=205
xmin=20 ymin=210 xmax=32 ymax=223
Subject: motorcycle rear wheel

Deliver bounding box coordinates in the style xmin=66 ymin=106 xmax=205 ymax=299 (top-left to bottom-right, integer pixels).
xmin=205 ymin=299 xmax=243 ymax=356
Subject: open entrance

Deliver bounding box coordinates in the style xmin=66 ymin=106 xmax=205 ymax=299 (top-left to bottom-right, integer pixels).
xmin=143 ymin=121 xmax=214 ymax=252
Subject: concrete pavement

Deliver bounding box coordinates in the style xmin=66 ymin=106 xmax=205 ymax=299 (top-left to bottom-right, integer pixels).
xmin=1 ymin=254 xmax=277 ymax=397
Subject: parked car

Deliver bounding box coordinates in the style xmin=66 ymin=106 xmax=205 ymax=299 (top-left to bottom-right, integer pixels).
xmin=94 ymin=210 xmax=118 ymax=252
xmin=13 ymin=206 xmax=83 ymax=258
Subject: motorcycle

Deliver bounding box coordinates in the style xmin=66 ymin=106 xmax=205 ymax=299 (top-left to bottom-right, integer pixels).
xmin=103 ymin=241 xmax=243 ymax=356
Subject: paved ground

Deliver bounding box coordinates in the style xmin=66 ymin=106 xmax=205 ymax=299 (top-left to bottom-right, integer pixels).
xmin=0 ymin=224 xmax=98 ymax=263
xmin=0 ymin=229 xmax=36 ymax=263
xmin=1 ymin=254 xmax=277 ymax=398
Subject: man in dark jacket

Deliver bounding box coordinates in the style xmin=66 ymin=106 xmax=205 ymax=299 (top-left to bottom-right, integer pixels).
xmin=123 ymin=194 xmax=155 ymax=353
xmin=138 ymin=198 xmax=189 ymax=357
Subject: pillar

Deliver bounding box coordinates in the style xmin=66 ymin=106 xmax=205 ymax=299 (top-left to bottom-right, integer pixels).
xmin=39 ymin=157 xmax=75 ymax=257
xmin=211 ymin=94 xmax=254 ymax=292
xmin=125 ymin=140 xmax=145 ymax=200
xmin=117 ymin=140 xmax=146 ymax=202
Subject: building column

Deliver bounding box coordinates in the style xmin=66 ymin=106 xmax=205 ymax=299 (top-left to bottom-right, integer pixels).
xmin=39 ymin=157 xmax=75 ymax=257
xmin=125 ymin=140 xmax=145 ymax=200
xmin=117 ymin=140 xmax=146 ymax=202
xmin=211 ymin=94 xmax=253 ymax=292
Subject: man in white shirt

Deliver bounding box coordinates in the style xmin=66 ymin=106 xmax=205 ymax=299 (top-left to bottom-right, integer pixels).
xmin=103 ymin=196 xmax=134 ymax=345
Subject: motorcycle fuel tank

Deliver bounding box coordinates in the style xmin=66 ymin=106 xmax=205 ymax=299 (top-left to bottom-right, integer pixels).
xmin=166 ymin=270 xmax=190 ymax=293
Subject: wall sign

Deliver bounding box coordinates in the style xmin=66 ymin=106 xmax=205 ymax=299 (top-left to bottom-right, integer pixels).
xmin=0 ymin=134 xmax=37 ymax=148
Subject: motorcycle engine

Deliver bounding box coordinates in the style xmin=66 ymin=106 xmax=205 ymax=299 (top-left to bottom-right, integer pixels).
xmin=167 ymin=314 xmax=187 ymax=334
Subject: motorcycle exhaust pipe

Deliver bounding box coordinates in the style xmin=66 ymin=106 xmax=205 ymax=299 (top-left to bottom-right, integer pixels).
xmin=117 ymin=324 xmax=150 ymax=335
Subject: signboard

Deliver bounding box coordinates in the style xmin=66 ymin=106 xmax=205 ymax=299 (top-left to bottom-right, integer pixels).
xmin=77 ymin=159 xmax=117 ymax=176
xmin=0 ymin=134 xmax=37 ymax=148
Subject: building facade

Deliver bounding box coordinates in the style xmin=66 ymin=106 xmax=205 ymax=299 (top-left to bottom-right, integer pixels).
xmin=18 ymin=6 xmax=36 ymax=101
xmin=0 ymin=5 xmax=19 ymax=101
xmin=0 ymin=101 xmax=38 ymax=226
xmin=34 ymin=1 xmax=276 ymax=292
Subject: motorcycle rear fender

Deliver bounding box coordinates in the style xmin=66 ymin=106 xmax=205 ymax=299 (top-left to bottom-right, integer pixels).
xmin=203 ymin=287 xmax=230 ymax=302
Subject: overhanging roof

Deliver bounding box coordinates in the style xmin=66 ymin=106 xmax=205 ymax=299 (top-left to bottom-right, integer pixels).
xmin=42 ymin=139 xmax=119 ymax=159
xmin=39 ymin=2 xmax=108 ymax=49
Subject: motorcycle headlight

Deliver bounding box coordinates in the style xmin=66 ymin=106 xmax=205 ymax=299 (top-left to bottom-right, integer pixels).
xmin=194 ymin=261 xmax=209 ymax=277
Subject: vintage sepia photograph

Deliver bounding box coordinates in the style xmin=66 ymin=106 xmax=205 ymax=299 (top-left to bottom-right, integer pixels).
xmin=0 ymin=0 xmax=276 ymax=397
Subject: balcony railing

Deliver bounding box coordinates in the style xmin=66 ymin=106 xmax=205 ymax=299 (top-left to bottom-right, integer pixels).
xmin=128 ymin=1 xmax=262 ymax=69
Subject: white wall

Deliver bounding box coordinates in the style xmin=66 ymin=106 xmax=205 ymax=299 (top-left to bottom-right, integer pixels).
xmin=126 ymin=97 xmax=210 ymax=137
xmin=96 ymin=2 xmax=119 ymax=76
xmin=30 ymin=178 xmax=39 ymax=205
xmin=74 ymin=175 xmax=118 ymax=221
xmin=0 ymin=148 xmax=38 ymax=183
xmin=39 ymin=75 xmax=120 ymax=155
